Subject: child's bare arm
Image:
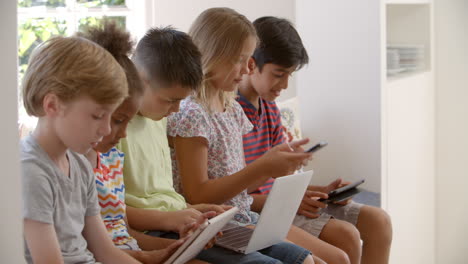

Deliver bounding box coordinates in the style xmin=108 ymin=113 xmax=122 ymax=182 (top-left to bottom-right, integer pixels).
xmin=250 ymin=194 xmax=268 ymax=213
xmin=126 ymin=205 xmax=204 ymax=233
xmin=173 ymin=136 xmax=311 ymax=205
xmin=120 ymin=242 xmax=183 ymax=264
xmin=125 ymin=213 xmax=175 ymax=251
xmin=24 ymin=219 xmax=63 ymax=264
xmin=82 ymin=214 xmax=140 ymax=263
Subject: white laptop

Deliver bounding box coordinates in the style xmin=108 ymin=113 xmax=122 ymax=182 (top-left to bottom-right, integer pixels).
xmin=164 ymin=207 xmax=239 ymax=264
xmin=215 ymin=170 xmax=313 ymax=254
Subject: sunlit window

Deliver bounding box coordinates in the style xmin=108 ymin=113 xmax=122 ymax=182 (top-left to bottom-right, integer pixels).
xmin=18 ymin=0 xmax=136 ymax=137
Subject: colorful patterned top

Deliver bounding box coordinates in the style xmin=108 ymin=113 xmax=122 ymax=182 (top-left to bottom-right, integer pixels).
xmin=237 ymin=94 xmax=286 ymax=194
xmin=167 ymin=96 xmax=255 ymax=224
xmin=95 ymin=147 xmax=137 ymax=246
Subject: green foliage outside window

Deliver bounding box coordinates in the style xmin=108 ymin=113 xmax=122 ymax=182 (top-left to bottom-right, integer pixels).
xmin=78 ymin=16 xmax=126 ymax=33
xmin=17 ymin=0 xmax=127 ymax=131
xmin=17 ymin=0 xmax=126 ymax=81
xmin=18 ymin=18 xmax=67 ymax=80
xmin=18 ymin=0 xmax=65 ymax=8
xmin=18 ymin=0 xmax=126 ymax=8
xmin=78 ymin=0 xmax=126 ymax=8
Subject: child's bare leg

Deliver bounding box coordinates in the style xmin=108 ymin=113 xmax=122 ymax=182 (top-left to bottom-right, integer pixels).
xmin=303 ymin=254 xmax=315 ymax=264
xmin=355 ymin=205 xmax=392 ymax=264
xmin=287 ymin=225 xmax=351 ymax=264
xmin=319 ymin=219 xmax=362 ymax=264
xmin=312 ymin=255 xmax=326 ymax=264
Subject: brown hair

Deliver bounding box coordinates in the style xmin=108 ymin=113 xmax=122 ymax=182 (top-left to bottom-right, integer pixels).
xmin=78 ymin=20 xmax=144 ymax=98
xmin=253 ymin=16 xmax=308 ymax=71
xmin=189 ymin=7 xmax=257 ymax=110
xmin=22 ymin=36 xmax=128 ymax=117
xmin=133 ymin=27 xmax=203 ymax=90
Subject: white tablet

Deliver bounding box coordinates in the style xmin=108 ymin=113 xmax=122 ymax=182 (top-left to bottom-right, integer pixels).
xmin=164 ymin=207 xmax=239 ymax=264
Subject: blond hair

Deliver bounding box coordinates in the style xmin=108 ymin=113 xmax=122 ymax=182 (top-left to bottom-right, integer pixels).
xmin=189 ymin=8 xmax=257 ymax=111
xmin=22 ymin=36 xmax=128 ymax=117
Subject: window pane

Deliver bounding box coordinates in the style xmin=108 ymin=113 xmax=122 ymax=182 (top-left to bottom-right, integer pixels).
xmin=77 ymin=0 xmax=126 ymax=8
xmin=18 ymin=17 xmax=66 ymax=135
xmin=78 ymin=16 xmax=126 ymax=32
xmin=18 ymin=0 xmax=66 ymax=8
xmin=18 ymin=17 xmax=67 ymax=80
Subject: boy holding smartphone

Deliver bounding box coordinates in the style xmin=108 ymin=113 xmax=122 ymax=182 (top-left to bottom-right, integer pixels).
xmin=237 ymin=16 xmax=392 ymax=264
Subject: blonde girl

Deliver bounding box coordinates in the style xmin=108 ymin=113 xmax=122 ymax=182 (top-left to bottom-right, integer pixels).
xmin=167 ymin=7 xmax=321 ymax=264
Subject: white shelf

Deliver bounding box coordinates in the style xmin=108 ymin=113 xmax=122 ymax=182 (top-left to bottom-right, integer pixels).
xmin=386 ymin=3 xmax=432 ymax=75
xmin=296 ymin=1 xmax=435 ymax=261
xmin=387 ymin=69 xmax=431 ymax=83
xmin=386 ymin=0 xmax=431 ymax=4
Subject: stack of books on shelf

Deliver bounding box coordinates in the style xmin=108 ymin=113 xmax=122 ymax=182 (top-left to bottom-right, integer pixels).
xmin=387 ymin=44 xmax=425 ymax=76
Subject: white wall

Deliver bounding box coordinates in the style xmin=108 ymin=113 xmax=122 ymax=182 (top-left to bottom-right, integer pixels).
xmin=434 ymin=0 xmax=468 ymax=263
xmin=0 ymin=1 xmax=25 ymax=263
xmin=295 ymin=0 xmax=381 ymax=192
xmin=147 ymin=0 xmax=298 ymax=100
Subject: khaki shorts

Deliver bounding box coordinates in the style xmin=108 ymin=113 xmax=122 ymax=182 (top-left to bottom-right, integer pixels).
xmin=293 ymin=201 xmax=364 ymax=237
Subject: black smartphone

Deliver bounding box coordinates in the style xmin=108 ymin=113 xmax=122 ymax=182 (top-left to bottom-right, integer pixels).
xmin=305 ymin=141 xmax=328 ymax=153
xmin=319 ymin=179 xmax=365 ymax=203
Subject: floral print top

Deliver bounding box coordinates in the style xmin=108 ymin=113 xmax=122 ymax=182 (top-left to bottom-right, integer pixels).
xmin=167 ymin=96 xmax=255 ymax=224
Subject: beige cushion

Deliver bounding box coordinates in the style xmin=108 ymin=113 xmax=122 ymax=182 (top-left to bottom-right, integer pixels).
xmin=277 ymin=97 xmax=302 ymax=141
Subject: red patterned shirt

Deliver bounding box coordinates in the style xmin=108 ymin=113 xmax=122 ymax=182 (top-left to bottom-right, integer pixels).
xmin=237 ymin=94 xmax=285 ymax=194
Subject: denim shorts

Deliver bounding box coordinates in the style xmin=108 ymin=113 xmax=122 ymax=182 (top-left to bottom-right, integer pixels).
xmin=147 ymin=231 xmax=311 ymax=263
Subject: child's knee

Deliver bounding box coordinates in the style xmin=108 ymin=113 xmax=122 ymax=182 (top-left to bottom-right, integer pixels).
xmin=303 ymin=254 xmax=315 ymax=264
xmin=360 ymin=206 xmax=393 ymax=243
xmin=323 ymin=219 xmax=361 ymax=246
xmin=374 ymin=208 xmax=392 ymax=241
xmin=312 ymin=255 xmax=327 ymax=264
xmin=369 ymin=207 xmax=392 ymax=231
xmin=339 ymin=221 xmax=361 ymax=248
xmin=330 ymin=248 xmax=351 ymax=264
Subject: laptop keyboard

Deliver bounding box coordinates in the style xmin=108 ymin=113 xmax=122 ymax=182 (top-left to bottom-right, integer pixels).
xmin=216 ymin=223 xmax=254 ymax=249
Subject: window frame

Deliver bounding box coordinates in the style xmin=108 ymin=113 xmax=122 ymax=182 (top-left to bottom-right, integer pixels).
xmin=16 ymin=0 xmax=142 ymax=134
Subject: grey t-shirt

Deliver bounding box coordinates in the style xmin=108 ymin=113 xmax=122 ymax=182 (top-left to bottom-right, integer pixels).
xmin=21 ymin=135 xmax=100 ymax=264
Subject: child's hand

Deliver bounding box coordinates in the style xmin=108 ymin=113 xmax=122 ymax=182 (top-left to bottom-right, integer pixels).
xmin=332 ymin=179 xmax=353 ymax=205
xmin=179 ymin=211 xmax=217 ymax=238
xmin=167 ymin=208 xmax=204 ymax=233
xmin=287 ymin=139 xmax=313 ymax=167
xmin=141 ymin=238 xmax=186 ymax=264
xmin=297 ymin=190 xmax=328 ymax=219
xmin=308 ymin=178 xmax=344 ymax=193
xmin=189 ymin=203 xmax=232 ymax=215
xmin=309 ymin=179 xmax=353 ymax=205
xmin=203 ymin=231 xmax=223 ymax=250
xmin=257 ymin=138 xmax=312 ymax=177
xmin=177 ymin=211 xmax=219 ymax=252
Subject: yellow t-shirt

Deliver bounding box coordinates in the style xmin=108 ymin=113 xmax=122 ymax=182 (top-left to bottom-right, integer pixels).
xmin=117 ymin=116 xmax=187 ymax=211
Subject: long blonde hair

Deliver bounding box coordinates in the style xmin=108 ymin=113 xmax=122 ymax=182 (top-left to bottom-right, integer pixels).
xmin=189 ymin=7 xmax=257 ymax=111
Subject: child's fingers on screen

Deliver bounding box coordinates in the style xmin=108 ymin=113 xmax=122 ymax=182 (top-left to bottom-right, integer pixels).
xmin=302 ymin=196 xmax=327 ymax=209
xmin=288 ymin=138 xmax=310 ymax=148
xmin=305 ymin=190 xmax=328 ymax=199
xmin=202 ymin=211 xmax=217 ymax=219
xmin=221 ymin=204 xmax=233 ymax=210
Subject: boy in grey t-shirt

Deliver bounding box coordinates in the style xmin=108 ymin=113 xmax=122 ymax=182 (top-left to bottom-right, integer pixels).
xmin=21 ymin=136 xmax=100 ymax=263
xmin=20 ymin=36 xmax=139 ymax=263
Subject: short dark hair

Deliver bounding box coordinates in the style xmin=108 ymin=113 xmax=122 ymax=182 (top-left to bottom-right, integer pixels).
xmin=133 ymin=27 xmax=203 ymax=90
xmin=252 ymin=16 xmax=309 ymax=72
